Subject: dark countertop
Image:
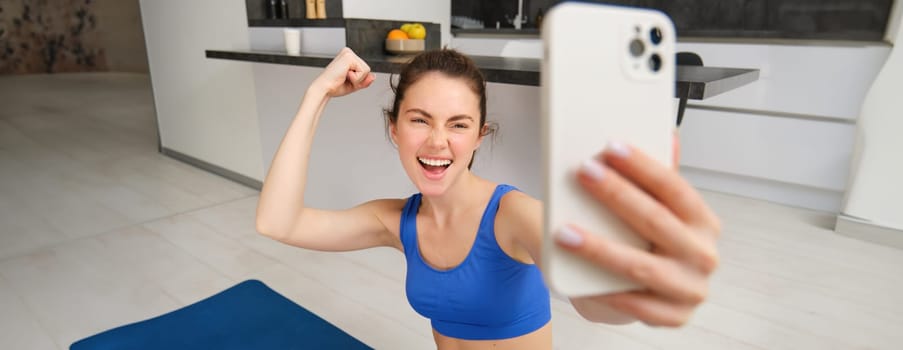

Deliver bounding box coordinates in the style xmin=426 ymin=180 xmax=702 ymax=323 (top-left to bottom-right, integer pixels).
xmin=677 ymin=66 xmax=760 ymax=100
xmin=206 ymin=50 xmax=541 ymax=86
xmin=206 ymin=50 xmax=758 ymax=99
xmin=452 ymin=28 xmax=540 ymax=37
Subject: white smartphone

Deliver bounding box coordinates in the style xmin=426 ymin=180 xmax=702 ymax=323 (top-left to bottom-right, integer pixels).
xmin=541 ymin=3 xmax=676 ymax=297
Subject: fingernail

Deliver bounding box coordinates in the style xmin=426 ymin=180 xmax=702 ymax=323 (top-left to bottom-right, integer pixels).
xmin=607 ymin=141 xmax=631 ymax=158
xmin=580 ymin=159 xmax=606 ymax=181
xmin=555 ymin=226 xmax=584 ymax=247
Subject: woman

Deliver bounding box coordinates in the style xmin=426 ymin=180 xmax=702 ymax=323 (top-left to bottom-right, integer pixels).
xmin=256 ymin=48 xmax=721 ymax=349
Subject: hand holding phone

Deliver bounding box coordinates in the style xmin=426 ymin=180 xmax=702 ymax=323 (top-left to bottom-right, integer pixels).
xmin=541 ymin=3 xmax=677 ymax=297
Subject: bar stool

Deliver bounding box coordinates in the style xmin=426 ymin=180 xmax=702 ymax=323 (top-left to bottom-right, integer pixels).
xmin=675 ymin=52 xmax=704 ymax=126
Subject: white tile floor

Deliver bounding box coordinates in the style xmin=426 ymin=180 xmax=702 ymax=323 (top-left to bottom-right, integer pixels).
xmin=1 ymin=73 xmax=901 ymax=350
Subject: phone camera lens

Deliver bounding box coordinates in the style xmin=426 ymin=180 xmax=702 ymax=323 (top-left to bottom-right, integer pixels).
xmin=648 ymin=53 xmax=662 ymax=72
xmin=650 ymin=27 xmax=663 ymax=45
xmin=629 ymin=39 xmax=645 ymax=57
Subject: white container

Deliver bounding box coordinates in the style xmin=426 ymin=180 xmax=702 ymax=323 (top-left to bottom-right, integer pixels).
xmin=283 ymin=28 xmax=301 ymax=56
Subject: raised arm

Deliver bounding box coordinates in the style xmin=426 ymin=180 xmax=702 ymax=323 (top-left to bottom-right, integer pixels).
xmin=255 ymin=48 xmax=402 ymax=252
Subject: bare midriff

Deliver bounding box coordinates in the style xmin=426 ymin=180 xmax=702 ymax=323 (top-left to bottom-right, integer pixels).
xmin=432 ymin=322 xmax=552 ymax=350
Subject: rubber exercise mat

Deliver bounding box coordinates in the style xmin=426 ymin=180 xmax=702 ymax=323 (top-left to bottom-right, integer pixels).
xmin=70 ymin=279 xmax=372 ymax=349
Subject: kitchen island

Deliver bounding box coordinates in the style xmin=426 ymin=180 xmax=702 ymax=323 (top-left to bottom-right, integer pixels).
xmin=206 ymin=49 xmax=759 ymax=99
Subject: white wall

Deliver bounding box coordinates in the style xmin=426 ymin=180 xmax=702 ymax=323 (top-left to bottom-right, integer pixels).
xmin=841 ymin=11 xmax=903 ymax=231
xmin=139 ymin=0 xmax=264 ymax=181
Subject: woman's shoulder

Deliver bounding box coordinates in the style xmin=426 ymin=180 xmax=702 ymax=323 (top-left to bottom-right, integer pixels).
xmin=499 ymin=184 xmax=539 ymax=203
xmin=350 ymin=197 xmax=409 ymax=227
xmin=497 ymin=185 xmax=541 ymax=220
xmin=358 ymin=198 xmax=409 ymax=240
xmin=494 ymin=186 xmax=543 ymax=259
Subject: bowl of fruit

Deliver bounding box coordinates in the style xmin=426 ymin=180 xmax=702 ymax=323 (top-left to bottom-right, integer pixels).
xmin=385 ymin=23 xmax=426 ymax=55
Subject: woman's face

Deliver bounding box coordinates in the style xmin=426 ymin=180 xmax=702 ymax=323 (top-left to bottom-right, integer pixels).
xmin=391 ymin=72 xmax=484 ymax=196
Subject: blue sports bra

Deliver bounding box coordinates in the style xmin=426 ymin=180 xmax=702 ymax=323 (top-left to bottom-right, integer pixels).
xmin=400 ymin=184 xmax=551 ymax=340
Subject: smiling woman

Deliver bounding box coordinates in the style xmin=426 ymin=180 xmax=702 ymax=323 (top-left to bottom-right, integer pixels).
xmin=255 ymin=47 xmax=722 ymax=350
xmin=383 ymin=49 xmax=496 ymax=172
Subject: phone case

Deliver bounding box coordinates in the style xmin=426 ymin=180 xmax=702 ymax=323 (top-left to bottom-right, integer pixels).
xmin=541 ymin=3 xmax=676 ymax=297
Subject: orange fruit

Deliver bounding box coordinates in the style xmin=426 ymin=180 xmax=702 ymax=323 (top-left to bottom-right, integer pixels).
xmin=386 ymin=29 xmax=409 ymax=40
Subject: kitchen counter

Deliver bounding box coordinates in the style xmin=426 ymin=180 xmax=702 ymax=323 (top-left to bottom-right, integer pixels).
xmin=206 ymin=50 xmax=541 ymax=86
xmin=205 ymin=50 xmax=759 ymax=100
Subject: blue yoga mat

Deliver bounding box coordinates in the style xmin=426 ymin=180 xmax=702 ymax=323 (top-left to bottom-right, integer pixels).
xmin=71 ymin=280 xmax=372 ymax=350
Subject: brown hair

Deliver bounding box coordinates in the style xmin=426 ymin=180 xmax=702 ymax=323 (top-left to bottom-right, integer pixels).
xmin=384 ymin=49 xmax=496 ymax=169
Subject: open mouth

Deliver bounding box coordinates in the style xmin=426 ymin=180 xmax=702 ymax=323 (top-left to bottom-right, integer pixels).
xmin=418 ymin=157 xmax=452 ymax=177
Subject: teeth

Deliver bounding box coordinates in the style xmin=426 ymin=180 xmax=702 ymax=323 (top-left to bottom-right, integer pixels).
xmin=418 ymin=157 xmax=452 ymax=166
